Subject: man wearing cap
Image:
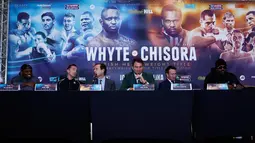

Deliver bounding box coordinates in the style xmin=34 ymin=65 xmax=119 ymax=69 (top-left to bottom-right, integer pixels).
xmin=10 ymin=64 xmax=40 ymax=91
xmin=204 ymin=59 xmax=244 ymax=90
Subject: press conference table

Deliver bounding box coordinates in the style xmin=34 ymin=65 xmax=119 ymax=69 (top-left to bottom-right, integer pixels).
xmin=0 ymin=89 xmax=255 ymax=143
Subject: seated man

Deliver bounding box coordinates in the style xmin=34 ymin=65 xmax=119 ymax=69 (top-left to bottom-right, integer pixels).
xmin=11 ymin=64 xmax=39 ymax=91
xmin=120 ymin=57 xmax=155 ymax=91
xmin=204 ymin=59 xmax=244 ymax=90
xmin=158 ymin=66 xmax=181 ymax=91
xmin=58 ymin=64 xmax=80 ymax=91
xmin=93 ymin=63 xmax=116 ymax=91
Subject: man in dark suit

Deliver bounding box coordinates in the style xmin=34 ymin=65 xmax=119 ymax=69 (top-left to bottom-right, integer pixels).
xmin=93 ymin=63 xmax=116 ymax=91
xmin=158 ymin=66 xmax=181 ymax=91
xmin=120 ymin=57 xmax=155 ymax=91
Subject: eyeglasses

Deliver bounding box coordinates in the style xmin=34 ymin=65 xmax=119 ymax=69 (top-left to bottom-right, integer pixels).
xmin=217 ymin=65 xmax=226 ymax=69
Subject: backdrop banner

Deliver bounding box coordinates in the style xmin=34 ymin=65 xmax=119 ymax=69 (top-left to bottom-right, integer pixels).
xmin=7 ymin=0 xmax=255 ymax=88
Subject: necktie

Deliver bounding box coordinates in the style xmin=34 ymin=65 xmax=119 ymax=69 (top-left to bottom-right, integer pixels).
xmin=99 ymin=80 xmax=103 ymax=91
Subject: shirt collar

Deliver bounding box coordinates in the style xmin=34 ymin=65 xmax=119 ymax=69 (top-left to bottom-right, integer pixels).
xmin=224 ymin=28 xmax=235 ymax=34
xmin=134 ymin=73 xmax=143 ymax=78
xmin=17 ymin=75 xmax=35 ymax=82
xmin=162 ymin=27 xmax=183 ymax=37
xmin=167 ymin=78 xmax=174 ymax=84
xmin=46 ymin=27 xmax=56 ymax=36
xmin=98 ymin=76 xmax=106 ymax=81
xmin=63 ymin=27 xmax=76 ymax=35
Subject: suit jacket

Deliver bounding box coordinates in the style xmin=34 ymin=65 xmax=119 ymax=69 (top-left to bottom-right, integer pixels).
xmin=120 ymin=72 xmax=155 ymax=90
xmin=93 ymin=78 xmax=116 ymax=91
xmin=158 ymin=79 xmax=182 ymax=91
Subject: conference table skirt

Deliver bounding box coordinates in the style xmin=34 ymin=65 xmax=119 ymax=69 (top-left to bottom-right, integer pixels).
xmin=0 ymin=89 xmax=255 ymax=143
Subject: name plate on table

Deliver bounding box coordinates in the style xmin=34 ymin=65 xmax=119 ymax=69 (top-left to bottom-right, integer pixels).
xmin=35 ymin=84 xmax=57 ymax=91
xmin=171 ymin=83 xmax=192 ymax=90
xmin=207 ymin=83 xmax=229 ymax=90
xmin=80 ymin=84 xmax=102 ymax=91
xmin=0 ymin=84 xmax=20 ymax=91
xmin=133 ymin=84 xmax=155 ymax=91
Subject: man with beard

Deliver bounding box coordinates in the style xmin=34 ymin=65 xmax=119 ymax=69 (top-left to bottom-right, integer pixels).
xmin=9 ymin=12 xmax=36 ymax=60
xmin=62 ymin=11 xmax=96 ymax=59
xmin=41 ymin=12 xmax=62 ymax=55
xmin=188 ymin=10 xmax=227 ymax=57
xmin=58 ymin=64 xmax=80 ymax=91
xmin=204 ymin=59 xmax=244 ymax=90
xmin=10 ymin=64 xmax=39 ymax=91
xmin=148 ymin=4 xmax=189 ymax=47
xmin=87 ymin=6 xmax=136 ymax=48
xmin=220 ymin=30 xmax=253 ymax=64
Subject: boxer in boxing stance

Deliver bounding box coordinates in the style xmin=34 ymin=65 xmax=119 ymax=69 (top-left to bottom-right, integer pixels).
xmin=188 ymin=10 xmax=227 ymax=59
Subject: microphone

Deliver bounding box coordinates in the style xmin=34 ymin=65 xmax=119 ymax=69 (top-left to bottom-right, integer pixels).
xmin=176 ymin=75 xmax=180 ymax=81
xmin=92 ymin=74 xmax=97 ymax=84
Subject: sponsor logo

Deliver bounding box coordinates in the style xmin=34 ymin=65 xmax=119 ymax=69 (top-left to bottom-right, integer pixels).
xmin=120 ymin=74 xmax=125 ymax=81
xmin=153 ymin=74 xmax=164 ymax=81
xmin=178 ymin=75 xmax=191 ymax=82
xmin=144 ymin=9 xmax=153 ymax=14
xmin=240 ymin=75 xmax=245 ymax=81
xmin=128 ymin=10 xmax=144 ymax=14
xmin=65 ymin=4 xmax=79 ymax=10
xmin=120 ymin=74 xmax=163 ymax=81
xmin=235 ymin=3 xmax=247 ymax=8
xmin=128 ymin=9 xmax=153 ymax=15
xmin=79 ymin=77 xmax=86 ymax=81
xmin=198 ymin=76 xmax=205 ymax=81
xmin=38 ymin=76 xmax=43 ymax=82
xmin=90 ymin=4 xmax=95 ymax=10
xmin=14 ymin=4 xmax=28 ymax=7
xmin=37 ymin=4 xmax=51 ymax=9
xmin=185 ymin=4 xmax=196 ymax=9
xmin=49 ymin=76 xmax=58 ymax=82
xmin=251 ymin=76 xmax=255 ymax=79
xmin=209 ymin=4 xmax=223 ymax=10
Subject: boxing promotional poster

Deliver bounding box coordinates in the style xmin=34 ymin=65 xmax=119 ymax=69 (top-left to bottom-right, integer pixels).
xmin=7 ymin=0 xmax=255 ymax=88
